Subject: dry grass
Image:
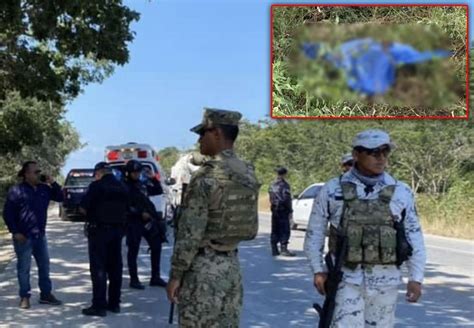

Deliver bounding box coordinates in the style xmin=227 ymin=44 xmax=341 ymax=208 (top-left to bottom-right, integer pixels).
xmin=259 ymin=193 xmax=271 ymax=213
xmin=257 ymin=192 xmax=473 ymax=240
xmin=417 ymin=194 xmax=474 ymax=240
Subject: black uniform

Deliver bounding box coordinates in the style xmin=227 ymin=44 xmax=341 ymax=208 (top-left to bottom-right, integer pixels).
xmin=269 ymin=177 xmax=293 ymax=247
xmin=80 ymin=173 xmax=129 ymax=311
xmin=126 ymin=176 xmax=165 ymax=285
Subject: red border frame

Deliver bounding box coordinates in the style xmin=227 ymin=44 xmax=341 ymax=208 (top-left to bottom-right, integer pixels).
xmin=270 ymin=3 xmax=470 ymax=120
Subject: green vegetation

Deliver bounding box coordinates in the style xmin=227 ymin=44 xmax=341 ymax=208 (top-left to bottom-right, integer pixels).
xmin=0 ymin=2 xmax=140 ymax=232
xmin=272 ymin=6 xmax=467 ymax=117
xmin=158 ymin=147 xmax=182 ymax=175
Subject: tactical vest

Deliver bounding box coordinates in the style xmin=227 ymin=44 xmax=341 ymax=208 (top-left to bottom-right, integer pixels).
xmin=329 ymin=182 xmax=397 ymax=268
xmin=204 ymin=159 xmax=260 ymax=247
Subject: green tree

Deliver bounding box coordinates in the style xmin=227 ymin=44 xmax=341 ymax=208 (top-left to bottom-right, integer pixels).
xmin=158 ymin=147 xmax=182 ymax=176
xmin=1 ymin=0 xmax=140 ymax=102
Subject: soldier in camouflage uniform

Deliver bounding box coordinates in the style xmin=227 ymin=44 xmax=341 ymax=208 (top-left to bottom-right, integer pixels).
xmin=167 ymin=108 xmax=260 ymax=328
xmin=304 ymin=129 xmax=426 ymax=328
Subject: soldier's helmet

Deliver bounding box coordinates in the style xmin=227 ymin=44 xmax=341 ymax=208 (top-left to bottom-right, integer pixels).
xmin=125 ymin=160 xmax=143 ymax=173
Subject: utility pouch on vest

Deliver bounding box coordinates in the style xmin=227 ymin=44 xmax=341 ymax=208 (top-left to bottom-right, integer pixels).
xmin=362 ymin=226 xmax=380 ymax=263
xmin=346 ymin=225 xmax=363 ymax=264
xmin=379 ymin=226 xmax=397 ymax=263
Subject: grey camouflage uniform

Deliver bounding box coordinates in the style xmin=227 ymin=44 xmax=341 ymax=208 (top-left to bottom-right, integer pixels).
xmin=304 ymin=130 xmax=426 ymax=328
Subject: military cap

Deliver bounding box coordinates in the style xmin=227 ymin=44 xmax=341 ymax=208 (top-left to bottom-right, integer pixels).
xmin=352 ymin=129 xmax=395 ymax=150
xmin=341 ymin=153 xmax=353 ymax=165
xmin=94 ymin=161 xmax=110 ymax=173
xmin=190 ymin=108 xmax=242 ymax=134
xmin=276 ymin=167 xmax=288 ymax=175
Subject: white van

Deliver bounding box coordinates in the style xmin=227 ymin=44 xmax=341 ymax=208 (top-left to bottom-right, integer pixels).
xmin=104 ymin=142 xmax=170 ymax=216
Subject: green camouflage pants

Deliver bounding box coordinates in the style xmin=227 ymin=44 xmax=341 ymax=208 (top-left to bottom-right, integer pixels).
xmin=178 ymin=248 xmax=243 ymax=328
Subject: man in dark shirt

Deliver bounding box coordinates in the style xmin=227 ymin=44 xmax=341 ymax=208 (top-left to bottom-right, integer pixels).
xmin=268 ymin=167 xmax=295 ymax=257
xmin=80 ymin=162 xmax=129 ymax=317
xmin=125 ymin=160 xmax=167 ymax=289
xmin=3 ymin=161 xmax=63 ymax=309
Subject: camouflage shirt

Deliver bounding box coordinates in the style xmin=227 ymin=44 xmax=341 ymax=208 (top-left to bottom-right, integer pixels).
xmin=304 ymin=169 xmax=426 ymax=286
xmin=170 ymin=149 xmax=258 ymax=281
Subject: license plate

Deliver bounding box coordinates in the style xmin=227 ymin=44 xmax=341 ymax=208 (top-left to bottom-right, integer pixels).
xmin=122 ymin=151 xmax=134 ymax=159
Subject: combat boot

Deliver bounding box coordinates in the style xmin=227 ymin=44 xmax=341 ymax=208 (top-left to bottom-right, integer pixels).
xmin=280 ymin=244 xmax=296 ymax=257
xmin=271 ymin=244 xmax=280 ymax=256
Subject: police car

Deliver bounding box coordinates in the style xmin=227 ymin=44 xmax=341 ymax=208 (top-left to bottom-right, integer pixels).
xmin=291 ymin=182 xmax=324 ymax=230
xmin=60 ymin=168 xmax=95 ymax=221
xmin=104 ymin=142 xmax=171 ymax=216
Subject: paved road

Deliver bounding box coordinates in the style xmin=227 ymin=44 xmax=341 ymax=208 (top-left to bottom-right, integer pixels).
xmin=0 ymin=209 xmax=472 ymax=327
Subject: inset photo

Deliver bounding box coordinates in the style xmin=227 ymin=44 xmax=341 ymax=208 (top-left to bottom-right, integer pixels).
xmin=271 ymin=4 xmax=469 ymax=119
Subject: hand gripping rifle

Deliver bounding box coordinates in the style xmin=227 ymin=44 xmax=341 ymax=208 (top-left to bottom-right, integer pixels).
xmin=168 ymin=183 xmax=188 ymax=324
xmin=313 ymin=235 xmax=348 ymax=328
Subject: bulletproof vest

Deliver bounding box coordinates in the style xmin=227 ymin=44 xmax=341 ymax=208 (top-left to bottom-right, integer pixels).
xmin=329 ymin=182 xmax=397 ymax=267
xmin=95 ymin=176 xmax=128 ymax=225
xmin=204 ymin=158 xmax=260 ymax=247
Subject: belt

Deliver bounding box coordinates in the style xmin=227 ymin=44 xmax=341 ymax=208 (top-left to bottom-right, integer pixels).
xmin=197 ymin=247 xmax=238 ymax=257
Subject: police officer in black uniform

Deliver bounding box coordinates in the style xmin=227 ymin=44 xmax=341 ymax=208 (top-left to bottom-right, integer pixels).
xmin=80 ymin=162 xmax=129 ymax=317
xmin=268 ymin=167 xmax=295 ymax=257
xmin=125 ymin=160 xmax=167 ymax=289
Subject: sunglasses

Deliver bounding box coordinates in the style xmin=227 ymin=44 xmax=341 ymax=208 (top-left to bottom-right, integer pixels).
xmin=358 ymin=146 xmax=391 ymax=158
xmin=198 ymin=127 xmax=216 ymax=137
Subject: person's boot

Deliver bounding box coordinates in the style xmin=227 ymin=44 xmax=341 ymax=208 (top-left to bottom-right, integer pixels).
xmin=150 ymin=277 xmax=167 ymax=287
xmin=19 ymin=297 xmax=30 ymax=309
xmin=39 ymin=293 xmax=62 ymax=306
xmin=280 ymin=244 xmax=296 ymax=257
xmin=271 ymin=244 xmax=280 ymax=256
xmin=106 ymin=303 xmax=121 ymax=313
xmin=129 ymin=280 xmax=145 ymax=290
xmin=82 ymin=306 xmax=107 ymax=317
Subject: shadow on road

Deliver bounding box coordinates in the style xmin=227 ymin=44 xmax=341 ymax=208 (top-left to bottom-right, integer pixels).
xmin=0 ymin=215 xmax=172 ymax=327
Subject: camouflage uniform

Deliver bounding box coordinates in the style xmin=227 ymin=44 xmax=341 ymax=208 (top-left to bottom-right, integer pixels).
xmin=304 ymin=130 xmax=426 ymax=328
xmin=170 ymin=109 xmax=259 ymax=328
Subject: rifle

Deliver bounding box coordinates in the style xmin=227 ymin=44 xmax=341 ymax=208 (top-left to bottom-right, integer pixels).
xmin=168 ymin=183 xmax=188 ymax=325
xmin=394 ymin=210 xmax=413 ymax=267
xmin=313 ymin=235 xmax=348 ymax=328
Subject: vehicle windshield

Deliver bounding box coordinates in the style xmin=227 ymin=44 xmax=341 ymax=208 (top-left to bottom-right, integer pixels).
xmin=299 ymin=185 xmax=323 ymax=199
xmin=65 ymin=172 xmax=94 ymax=187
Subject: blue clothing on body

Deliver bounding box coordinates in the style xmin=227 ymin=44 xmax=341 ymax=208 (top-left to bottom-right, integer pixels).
xmin=3 ymin=182 xmax=63 ymax=238
xmin=302 ymin=38 xmax=451 ymax=96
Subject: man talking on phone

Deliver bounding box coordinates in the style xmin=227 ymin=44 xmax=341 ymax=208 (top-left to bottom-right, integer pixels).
xmin=2 ymin=161 xmax=64 ymax=309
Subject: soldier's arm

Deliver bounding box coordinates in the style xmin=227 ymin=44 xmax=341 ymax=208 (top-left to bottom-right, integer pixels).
xmin=403 ymin=187 xmax=426 ymax=283
xmin=304 ymin=183 xmax=331 ymax=274
xmin=169 ymin=174 xmax=211 ymax=281
xmin=147 ymin=177 xmax=164 ymax=196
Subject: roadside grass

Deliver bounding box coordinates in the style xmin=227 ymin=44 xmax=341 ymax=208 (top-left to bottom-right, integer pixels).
xmin=258 ymin=192 xmax=473 ymax=240
xmin=417 ymin=194 xmax=474 ymax=240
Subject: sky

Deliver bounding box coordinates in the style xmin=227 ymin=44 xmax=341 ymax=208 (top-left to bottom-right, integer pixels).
xmin=63 ymin=0 xmax=473 ymax=175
